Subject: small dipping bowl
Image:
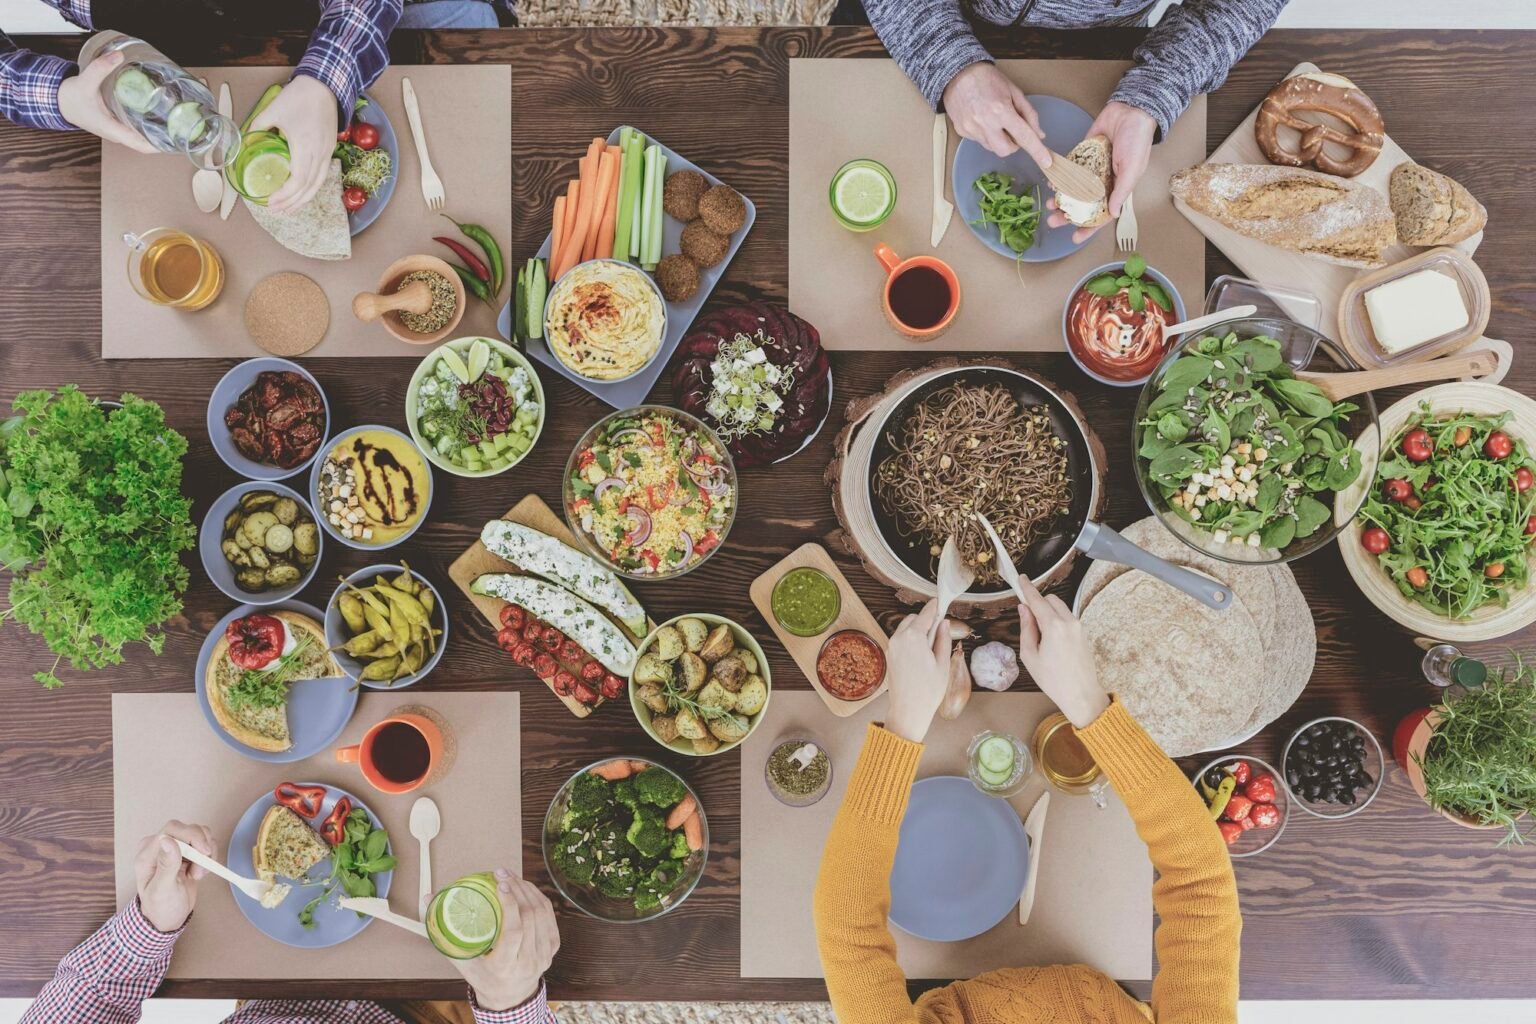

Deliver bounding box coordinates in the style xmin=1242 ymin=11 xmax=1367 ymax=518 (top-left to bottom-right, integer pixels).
xmin=359 ymin=254 xmax=466 ymax=345
xmin=1061 ymin=260 xmax=1186 ymax=388
xmin=1281 ymin=716 xmax=1385 ymax=820
xmin=816 ymin=629 xmax=886 ymax=702
xmin=325 ymin=563 xmax=449 ymax=690
xmin=1191 ymin=754 xmax=1289 ymax=858
xmin=207 ymin=358 xmax=330 ymax=481
xmin=765 ymin=736 xmax=834 ymax=808
xmin=771 ymin=566 xmax=842 ymax=637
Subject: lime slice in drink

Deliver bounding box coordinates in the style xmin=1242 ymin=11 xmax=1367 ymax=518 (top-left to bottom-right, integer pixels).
xmin=438 ymin=347 xmax=471 ymax=384
xmin=977 ymin=735 xmax=1016 ymax=775
xmin=166 ymin=101 xmax=207 ymax=145
xmin=242 ymin=150 xmax=291 ymax=200
xmin=112 ymin=67 xmax=156 ymax=114
xmin=439 ymin=885 xmax=499 ymax=948
xmin=831 ymin=161 xmax=895 ymax=228
xmin=466 ymin=339 xmax=491 ymax=382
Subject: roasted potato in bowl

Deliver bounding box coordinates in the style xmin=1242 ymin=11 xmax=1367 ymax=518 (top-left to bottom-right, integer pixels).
xmin=628 ymin=613 xmax=772 ymax=757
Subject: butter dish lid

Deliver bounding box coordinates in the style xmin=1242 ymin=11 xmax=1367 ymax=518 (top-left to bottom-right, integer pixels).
xmin=1204 ymin=275 xmax=1322 ymax=330
xmin=1337 ymin=247 xmax=1490 ymax=369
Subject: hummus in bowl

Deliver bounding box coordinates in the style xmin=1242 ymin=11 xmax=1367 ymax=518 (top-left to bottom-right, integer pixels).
xmin=544 ymin=258 xmax=666 ymax=382
xmin=311 ymin=426 xmax=432 ymax=548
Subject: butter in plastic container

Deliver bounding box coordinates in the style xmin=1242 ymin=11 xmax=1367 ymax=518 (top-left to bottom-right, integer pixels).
xmin=1338 ymin=248 xmax=1489 ymax=368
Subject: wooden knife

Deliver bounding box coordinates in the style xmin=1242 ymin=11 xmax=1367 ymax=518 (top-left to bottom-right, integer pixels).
xmin=931 ymin=114 xmax=954 ymax=248
xmin=1019 ymin=791 xmax=1050 ymax=925
xmin=217 ymin=83 xmax=238 ymax=220
xmin=338 ymin=896 xmax=430 ymax=939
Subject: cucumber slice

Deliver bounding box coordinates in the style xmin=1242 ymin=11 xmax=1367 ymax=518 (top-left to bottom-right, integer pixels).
xmin=977 ymin=736 xmax=1016 ymax=775
xmin=513 ymin=267 xmax=527 ymax=341
xmin=527 ymin=259 xmax=548 ymax=340
xmin=112 ymin=68 xmax=156 ymax=114
xmin=166 ymin=101 xmax=206 ymax=145
xmin=977 ymin=764 xmax=1012 ymax=787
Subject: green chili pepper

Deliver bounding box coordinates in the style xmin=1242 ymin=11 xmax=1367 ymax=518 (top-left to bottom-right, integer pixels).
xmin=443 ymin=214 xmax=504 ymax=297
xmin=1205 ymin=774 xmax=1236 ymax=820
xmin=448 ymin=262 xmax=492 ymax=305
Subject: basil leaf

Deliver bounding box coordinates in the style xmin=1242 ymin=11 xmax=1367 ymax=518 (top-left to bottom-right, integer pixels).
xmin=1142 ymin=281 xmax=1171 ymax=311
xmin=1124 ymin=252 xmax=1146 ymax=279
xmin=1084 ymin=275 xmax=1120 ymax=297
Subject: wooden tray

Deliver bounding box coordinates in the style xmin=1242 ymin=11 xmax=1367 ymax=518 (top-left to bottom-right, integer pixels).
xmin=749 ymin=542 xmax=889 ymax=717
xmin=1173 ymin=61 xmax=1483 ymax=342
xmin=448 ymin=493 xmax=651 ymax=717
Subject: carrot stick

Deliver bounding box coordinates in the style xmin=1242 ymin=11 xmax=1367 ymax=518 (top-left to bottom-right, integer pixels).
xmin=589 ymin=760 xmax=632 ymax=781
xmin=551 ymin=194 xmax=566 ymax=262
xmin=553 ymin=179 xmax=588 ymax=281
xmin=683 ymin=813 xmax=704 ymax=852
xmin=582 ymin=150 xmax=617 ymax=262
xmin=554 ymin=155 xmax=601 ymax=279
xmin=665 ymin=794 xmax=697 ymax=831
xmin=562 ymin=181 xmax=580 ymax=244
xmin=628 ymin=759 xmax=651 ymax=774
xmin=594 ymin=152 xmax=622 ymax=259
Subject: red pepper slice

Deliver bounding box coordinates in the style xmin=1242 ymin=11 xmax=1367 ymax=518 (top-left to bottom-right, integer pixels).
xmin=274 ymin=781 xmax=326 ymax=819
xmin=320 ymin=796 xmax=352 ymax=845
xmin=226 ymin=613 xmax=286 ymax=670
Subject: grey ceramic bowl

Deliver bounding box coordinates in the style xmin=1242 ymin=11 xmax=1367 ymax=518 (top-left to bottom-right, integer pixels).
xmin=199 ymin=480 xmax=324 ymax=606
xmin=324 ymin=563 xmax=448 ymax=690
xmin=308 ymin=425 xmax=433 ymax=551
xmin=1060 ymin=261 xmax=1187 ymax=388
xmin=206 ymin=358 xmax=329 ymax=481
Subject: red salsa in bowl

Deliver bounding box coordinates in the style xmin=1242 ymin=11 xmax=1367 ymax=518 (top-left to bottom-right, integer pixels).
xmin=816 ymin=630 xmax=886 ymax=701
xmin=1063 ymin=257 xmax=1181 ymax=386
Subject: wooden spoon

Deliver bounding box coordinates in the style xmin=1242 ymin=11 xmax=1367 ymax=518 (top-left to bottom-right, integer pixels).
xmin=352 ymin=280 xmax=432 ymax=323
xmin=1041 ymin=150 xmax=1106 ymax=204
xmin=1296 ymin=350 xmax=1499 ymax=403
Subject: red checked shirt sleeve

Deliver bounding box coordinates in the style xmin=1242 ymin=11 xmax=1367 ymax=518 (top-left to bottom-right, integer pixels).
xmin=293 ymin=0 xmax=402 ymax=118
xmin=20 ymin=900 xmax=182 ymax=1024
xmin=469 ymin=981 xmax=557 ymax=1024
xmin=0 ymin=0 xmax=91 ymax=132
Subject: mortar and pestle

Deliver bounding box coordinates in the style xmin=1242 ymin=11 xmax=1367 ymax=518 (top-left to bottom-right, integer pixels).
xmin=353 ymin=254 xmax=466 ymax=344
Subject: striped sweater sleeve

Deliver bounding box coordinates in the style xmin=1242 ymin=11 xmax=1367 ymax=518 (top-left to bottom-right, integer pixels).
xmin=863 ymin=0 xmax=992 ymax=110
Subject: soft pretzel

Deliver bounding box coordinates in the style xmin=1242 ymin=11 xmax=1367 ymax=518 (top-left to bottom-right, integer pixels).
xmin=1254 ymin=73 xmax=1384 ymax=178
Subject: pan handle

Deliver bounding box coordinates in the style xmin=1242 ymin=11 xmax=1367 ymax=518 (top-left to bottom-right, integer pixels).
xmin=1074 ymin=522 xmax=1233 ymax=611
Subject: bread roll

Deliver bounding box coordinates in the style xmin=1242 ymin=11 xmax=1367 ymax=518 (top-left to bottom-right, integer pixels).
xmin=1389 ymin=162 xmax=1486 ymax=246
xmin=1170 ymin=163 xmax=1396 ymax=268
xmin=1055 ymin=136 xmax=1113 ymax=228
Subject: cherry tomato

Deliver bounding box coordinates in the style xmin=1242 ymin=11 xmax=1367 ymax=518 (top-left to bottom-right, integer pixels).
xmin=1401 ymin=428 xmax=1433 ymax=462
xmin=336 ymin=127 xmax=351 ymax=143
xmin=1485 ymin=431 xmax=1514 ymax=460
xmin=350 ymin=122 xmax=379 ymax=150
xmin=553 ymin=670 xmax=578 ymax=697
xmin=510 ymin=642 xmax=536 ymax=667
xmin=599 ymin=673 xmax=626 ymax=700
xmin=580 ymin=660 xmax=605 ymax=682
xmin=1406 ymin=566 xmax=1429 ymax=590
xmin=342 ymin=186 xmax=368 ymax=212
xmin=1516 ymin=467 xmax=1534 ymax=492
xmin=1361 ymin=526 xmax=1391 ymax=555
xmin=532 ymin=653 xmax=558 ymax=678
xmin=499 ymin=604 xmax=525 ymax=629
xmin=572 ymin=680 xmax=599 ymax=705
xmin=1403 ymin=495 xmax=1423 ymax=511
xmin=1453 ymin=425 xmax=1472 ymax=447
xmin=559 ymin=638 xmax=585 ymax=665
xmin=1382 ymin=478 xmax=1413 ymax=502
xmin=1486 ymin=562 xmax=1506 ymax=579
xmin=1528 ymin=515 xmax=1536 ymax=537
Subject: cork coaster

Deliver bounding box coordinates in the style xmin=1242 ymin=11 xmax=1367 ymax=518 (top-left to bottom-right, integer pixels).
xmin=245 ymin=271 xmax=330 ymax=355
xmin=396 ymin=702 xmax=458 ymax=786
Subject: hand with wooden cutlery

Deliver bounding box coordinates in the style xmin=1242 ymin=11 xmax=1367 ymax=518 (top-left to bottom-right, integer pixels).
xmin=134 ymin=821 xmax=216 ymax=932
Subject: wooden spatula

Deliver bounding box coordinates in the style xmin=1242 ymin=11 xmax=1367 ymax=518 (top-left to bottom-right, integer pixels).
xmin=1042 ymin=150 xmax=1106 ymax=204
xmin=352 ymin=280 xmax=433 ymax=323
xmin=1296 ymin=350 xmax=1498 ymax=403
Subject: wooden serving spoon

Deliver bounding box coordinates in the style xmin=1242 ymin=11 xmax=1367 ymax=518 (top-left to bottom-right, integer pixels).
xmin=352 ymin=280 xmax=433 ymax=323
xmin=1041 ymin=150 xmax=1106 ymax=204
xmin=1296 ymin=350 xmax=1499 ymax=403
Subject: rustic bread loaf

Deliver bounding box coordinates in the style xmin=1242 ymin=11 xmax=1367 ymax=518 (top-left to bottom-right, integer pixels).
xmin=1170 ymin=163 xmax=1397 ymax=268
xmin=1389 ymin=162 xmax=1486 ymax=246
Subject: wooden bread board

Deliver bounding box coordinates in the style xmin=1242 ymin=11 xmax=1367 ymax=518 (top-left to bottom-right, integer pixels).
xmin=749 ymin=542 xmax=889 ymax=717
xmin=448 ymin=493 xmax=652 ymax=717
xmin=1174 ymin=61 xmax=1483 ymax=343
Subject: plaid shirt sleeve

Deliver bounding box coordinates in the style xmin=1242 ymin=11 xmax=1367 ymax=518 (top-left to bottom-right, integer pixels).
xmin=469 ymin=981 xmax=558 ymax=1024
xmin=20 ymin=900 xmax=183 ymax=1024
xmin=0 ymin=0 xmax=91 ymax=132
xmin=294 ymin=0 xmax=403 ymax=117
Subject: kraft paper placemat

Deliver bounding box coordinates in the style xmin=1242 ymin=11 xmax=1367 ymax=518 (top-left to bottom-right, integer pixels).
xmin=740 ymin=691 xmax=1153 ymax=981
xmin=101 ymin=65 xmax=510 ymax=358
xmin=113 ymin=691 xmax=521 ymax=980
xmin=788 ymin=58 xmax=1205 ymax=352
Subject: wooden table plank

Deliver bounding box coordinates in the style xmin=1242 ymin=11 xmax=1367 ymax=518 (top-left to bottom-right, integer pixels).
xmin=0 ymin=26 xmax=1533 ymax=1003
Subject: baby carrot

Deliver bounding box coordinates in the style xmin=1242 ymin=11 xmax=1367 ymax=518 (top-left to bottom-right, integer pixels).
xmin=665 ymin=794 xmax=697 ymax=831
xmin=683 ymin=813 xmax=703 ymax=852
xmin=589 ymin=760 xmax=632 ymax=781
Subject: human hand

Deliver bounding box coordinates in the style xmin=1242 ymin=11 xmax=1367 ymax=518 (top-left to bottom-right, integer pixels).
xmin=941 ymin=62 xmax=1051 ymax=166
xmin=133 ymin=820 xmax=216 ymax=933
xmin=885 ymin=600 xmax=956 ymax=743
xmin=249 ymin=75 xmax=339 ymax=213
xmin=57 ymin=50 xmax=159 ymax=154
xmin=1045 ymin=101 xmax=1156 ymax=243
xmin=450 ymin=869 xmax=560 ymax=1012
xmin=1015 ymin=577 xmax=1108 ymax=729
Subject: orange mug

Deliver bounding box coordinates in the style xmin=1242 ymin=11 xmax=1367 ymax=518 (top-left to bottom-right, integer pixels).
xmin=874 ymin=243 xmax=961 ymax=340
xmin=335 ymin=713 xmax=442 ymax=795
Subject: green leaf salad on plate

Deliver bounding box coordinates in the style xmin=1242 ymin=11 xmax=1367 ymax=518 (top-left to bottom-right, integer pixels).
xmin=1138 ymin=332 xmax=1363 ymax=551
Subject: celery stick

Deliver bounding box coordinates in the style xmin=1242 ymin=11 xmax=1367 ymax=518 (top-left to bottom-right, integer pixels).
xmin=612 ymin=129 xmax=636 ymax=258
xmin=627 ymin=135 xmax=644 ymax=258
xmin=645 ymin=149 xmax=668 ymax=269
xmin=638 ymin=144 xmax=658 ymax=267
xmin=615 ymin=131 xmax=644 ymax=262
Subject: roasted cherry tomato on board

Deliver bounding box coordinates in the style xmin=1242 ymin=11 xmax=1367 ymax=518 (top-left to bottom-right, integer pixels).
xmin=1515 ymin=467 xmax=1534 ymax=492
xmin=274 ymin=781 xmax=327 ymax=819
xmin=1406 ymin=566 xmax=1430 ymax=590
xmin=349 ymin=122 xmax=379 ymax=150
xmin=599 ymin=673 xmax=626 ymax=700
xmin=559 ymin=639 xmax=586 ymax=665
xmin=225 ymin=613 xmax=286 ymax=670
xmin=1485 ymin=430 xmax=1514 ymax=460
xmin=320 ymin=796 xmax=352 ymax=845
xmin=1401 ymin=428 xmax=1433 ymax=462
xmin=1382 ymin=478 xmax=1413 ymax=502
xmin=511 ymin=642 xmax=536 ymax=667
xmin=572 ymin=679 xmax=599 ymax=705
xmin=1361 ymin=527 xmax=1391 ymax=555
xmin=499 ymin=604 xmax=525 ymax=630
xmin=342 ymin=186 xmax=369 ymax=212
xmin=580 ymin=660 xmax=605 ymax=682
xmin=532 ymin=653 xmax=558 ymax=678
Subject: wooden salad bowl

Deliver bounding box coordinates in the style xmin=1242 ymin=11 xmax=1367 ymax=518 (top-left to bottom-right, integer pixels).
xmin=1334 ymin=382 xmax=1536 ymax=641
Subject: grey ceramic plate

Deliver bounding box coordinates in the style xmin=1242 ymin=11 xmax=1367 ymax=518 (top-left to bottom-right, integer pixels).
xmin=347 ymin=92 xmax=396 ymax=237
xmin=199 ymin=480 xmax=324 ymax=605
xmin=952 ymin=94 xmax=1095 ymax=264
xmin=889 ymin=776 xmax=1029 ymax=942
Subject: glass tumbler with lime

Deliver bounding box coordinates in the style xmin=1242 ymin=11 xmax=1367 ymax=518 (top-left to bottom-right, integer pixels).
xmin=427 ymin=872 xmax=503 ymax=960
xmin=829 ymin=159 xmax=896 ymax=231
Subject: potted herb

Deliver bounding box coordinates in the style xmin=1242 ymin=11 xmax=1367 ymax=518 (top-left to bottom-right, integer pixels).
xmin=0 ymin=387 xmax=195 ymax=687
xmin=1396 ymin=660 xmax=1536 ymax=844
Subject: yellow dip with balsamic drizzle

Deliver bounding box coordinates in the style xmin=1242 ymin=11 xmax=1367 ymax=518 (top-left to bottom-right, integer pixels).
xmin=318 ymin=430 xmax=429 ymax=544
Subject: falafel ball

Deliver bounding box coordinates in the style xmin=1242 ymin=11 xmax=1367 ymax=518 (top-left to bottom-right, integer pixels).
xmin=663 ymin=170 xmax=709 ymax=222
xmin=697 ymin=184 xmax=747 ymax=235
xmin=655 ymin=254 xmax=700 ymax=303
xmin=679 ymin=220 xmax=730 ymax=268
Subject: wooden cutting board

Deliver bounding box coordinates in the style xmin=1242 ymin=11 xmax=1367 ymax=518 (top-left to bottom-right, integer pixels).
xmin=447 ymin=493 xmax=651 ymax=717
xmin=1173 ymin=62 xmax=1483 ymax=342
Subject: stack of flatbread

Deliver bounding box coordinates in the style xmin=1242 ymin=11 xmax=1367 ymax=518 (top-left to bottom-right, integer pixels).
xmin=1076 ymin=517 xmax=1315 ymax=757
xmin=244 ymin=159 xmax=352 ymax=261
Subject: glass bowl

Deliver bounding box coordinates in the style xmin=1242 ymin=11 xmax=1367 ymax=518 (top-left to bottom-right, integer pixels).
xmin=542 ymin=757 xmax=708 ymax=923
xmin=562 ymin=405 xmax=737 ymax=581
xmin=1281 ymin=716 xmax=1385 ymax=819
xmin=1133 ymin=316 xmax=1379 ymax=564
xmin=1191 ymin=754 xmax=1288 ymax=858
xmin=765 ymin=736 xmax=834 ymax=808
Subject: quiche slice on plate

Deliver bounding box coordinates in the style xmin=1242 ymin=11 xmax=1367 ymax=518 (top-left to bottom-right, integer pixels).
xmin=205 ymin=610 xmax=342 ymax=752
xmin=254 ymin=804 xmax=331 ymax=883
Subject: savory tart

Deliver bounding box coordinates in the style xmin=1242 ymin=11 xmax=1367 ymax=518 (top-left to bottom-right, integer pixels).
xmin=254 ymin=804 xmax=331 ymax=881
xmin=205 ymin=610 xmax=341 ymax=752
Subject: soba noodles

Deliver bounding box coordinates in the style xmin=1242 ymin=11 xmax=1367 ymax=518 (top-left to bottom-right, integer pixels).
xmin=874 ymin=381 xmax=1072 ymax=584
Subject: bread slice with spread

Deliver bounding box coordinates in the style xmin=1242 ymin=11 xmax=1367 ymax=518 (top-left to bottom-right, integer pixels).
xmin=205 ymin=610 xmax=341 ymax=752
xmin=1054 ymin=136 xmax=1114 ymax=229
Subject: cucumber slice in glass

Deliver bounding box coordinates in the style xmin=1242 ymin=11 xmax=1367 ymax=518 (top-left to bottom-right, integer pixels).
xmin=112 ymin=67 xmax=156 ymax=114
xmin=977 ymin=763 xmax=1013 ymax=787
xmin=166 ymin=101 xmax=206 ymax=145
xmin=977 ymin=735 xmax=1016 ymax=775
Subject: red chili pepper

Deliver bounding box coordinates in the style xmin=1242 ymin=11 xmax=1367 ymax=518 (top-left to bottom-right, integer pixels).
xmin=434 ymin=236 xmax=491 ymax=281
xmin=320 ymin=797 xmax=352 ymax=846
xmin=274 ymin=782 xmax=327 ymax=819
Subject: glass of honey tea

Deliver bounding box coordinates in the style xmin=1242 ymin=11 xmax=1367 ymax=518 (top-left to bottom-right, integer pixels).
xmin=125 ymin=227 xmax=224 ymax=310
xmin=1033 ymin=712 xmax=1108 ymax=808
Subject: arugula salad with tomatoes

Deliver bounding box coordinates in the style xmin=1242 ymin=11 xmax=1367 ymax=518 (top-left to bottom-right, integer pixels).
xmin=1359 ymin=407 xmax=1536 ymax=618
xmin=568 ymin=412 xmax=734 ymax=578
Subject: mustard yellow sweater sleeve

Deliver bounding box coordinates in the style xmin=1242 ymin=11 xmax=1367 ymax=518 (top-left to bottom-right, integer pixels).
xmin=813 ymin=723 xmax=927 ymax=1024
xmin=1076 ymin=699 xmax=1242 ymax=1024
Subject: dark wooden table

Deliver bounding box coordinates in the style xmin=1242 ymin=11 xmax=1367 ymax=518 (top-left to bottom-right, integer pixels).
xmin=1 ymin=25 xmax=1533 ymax=1005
